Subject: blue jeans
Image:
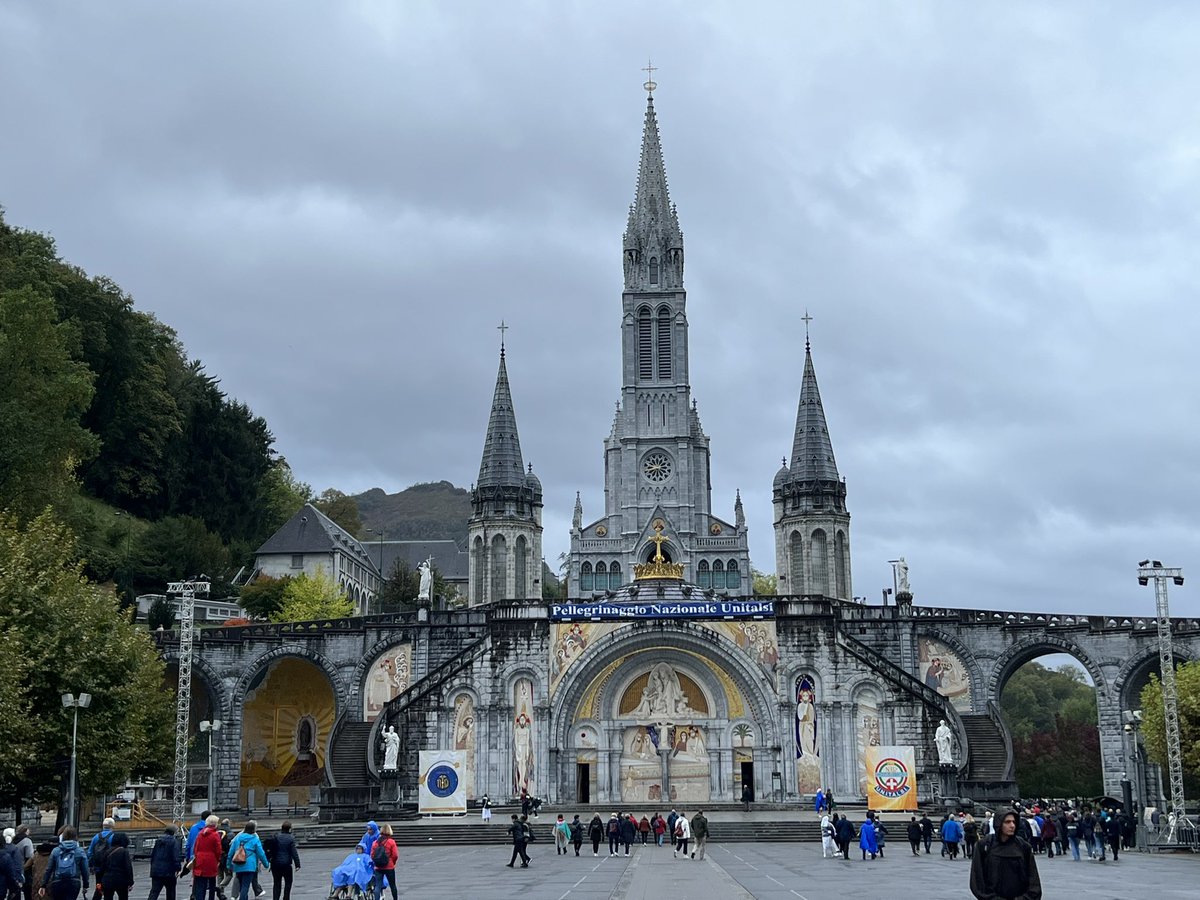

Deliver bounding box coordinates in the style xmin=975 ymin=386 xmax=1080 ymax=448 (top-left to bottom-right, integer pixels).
xmin=1068 ymin=836 xmax=1081 ymax=860
xmin=234 ymin=873 xmax=253 ymax=900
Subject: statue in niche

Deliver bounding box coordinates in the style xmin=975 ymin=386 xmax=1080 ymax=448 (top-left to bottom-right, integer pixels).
xmin=935 ymin=719 xmax=954 ymax=766
xmin=381 ymin=725 xmax=401 ymax=771
xmin=631 ymin=663 xmax=700 ymax=721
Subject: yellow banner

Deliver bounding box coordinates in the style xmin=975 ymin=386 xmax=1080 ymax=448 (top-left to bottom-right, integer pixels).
xmin=865 ymin=745 xmax=917 ymax=811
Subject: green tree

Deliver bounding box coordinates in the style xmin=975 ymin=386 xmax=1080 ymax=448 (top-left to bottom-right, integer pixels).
xmin=258 ymin=459 xmax=312 ymax=539
xmin=0 ymin=511 xmax=174 ymax=810
xmin=1141 ymin=662 xmax=1200 ymax=778
xmin=146 ymin=595 xmax=175 ymax=631
xmin=752 ymin=569 xmax=777 ymax=596
xmin=313 ymin=488 xmax=361 ymax=536
xmin=133 ymin=515 xmax=231 ymax=591
xmin=240 ymin=575 xmax=292 ymax=620
xmin=0 ymin=287 xmax=98 ymax=520
xmin=379 ymin=560 xmax=420 ymax=612
xmin=273 ymin=566 xmax=353 ymax=622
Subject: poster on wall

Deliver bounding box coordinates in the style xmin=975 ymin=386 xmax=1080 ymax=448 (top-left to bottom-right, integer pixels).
xmin=864 ymin=745 xmax=917 ymax=811
xmin=418 ymin=750 xmax=467 ymax=815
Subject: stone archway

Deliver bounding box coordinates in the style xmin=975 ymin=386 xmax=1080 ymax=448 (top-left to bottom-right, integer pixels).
xmin=985 ymin=635 xmax=1108 ymax=703
xmin=550 ymin=622 xmax=783 ymax=805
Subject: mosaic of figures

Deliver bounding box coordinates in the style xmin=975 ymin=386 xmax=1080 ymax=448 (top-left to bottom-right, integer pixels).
xmin=512 ymin=678 xmax=536 ymax=796
xmin=548 ymin=619 xmax=779 ymax=697
xmin=794 ymin=674 xmax=821 ymax=793
xmin=918 ymin=636 xmax=973 ymax=711
xmin=856 ymin=690 xmax=883 ymax=795
xmin=618 ymin=722 xmax=711 ymax=803
xmin=363 ymin=643 xmax=412 ymax=720
xmin=453 ymin=693 xmax=477 ymax=800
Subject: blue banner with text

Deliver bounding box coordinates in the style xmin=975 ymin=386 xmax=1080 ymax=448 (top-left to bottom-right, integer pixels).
xmin=549 ymin=599 xmax=774 ymax=621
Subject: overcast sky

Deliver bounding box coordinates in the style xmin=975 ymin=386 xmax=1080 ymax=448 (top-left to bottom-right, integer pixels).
xmin=3 ymin=1 xmax=1199 ymax=622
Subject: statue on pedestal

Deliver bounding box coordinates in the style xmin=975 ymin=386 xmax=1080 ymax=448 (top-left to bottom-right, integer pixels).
xmin=381 ymin=725 xmax=401 ymax=771
xmin=934 ymin=719 xmax=954 ymax=766
xmin=417 ymin=559 xmax=433 ymax=604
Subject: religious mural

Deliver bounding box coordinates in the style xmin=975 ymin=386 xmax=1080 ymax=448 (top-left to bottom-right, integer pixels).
xmin=240 ymin=657 xmax=335 ymax=805
xmin=700 ymin=620 xmax=779 ymax=686
xmin=362 ymin=643 xmax=411 ymax=721
xmin=917 ymin=636 xmax=973 ymax=711
xmin=453 ymin=693 xmax=476 ymax=800
xmin=619 ymin=724 xmax=663 ymax=801
xmin=549 ymin=622 xmax=617 ymax=696
xmin=511 ymin=678 xmax=536 ymax=796
xmin=855 ymin=690 xmax=883 ymax=796
xmin=794 ymin=674 xmax=821 ymax=793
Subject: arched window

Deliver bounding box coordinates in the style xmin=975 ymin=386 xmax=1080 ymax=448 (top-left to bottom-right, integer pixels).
xmin=609 ymin=562 xmax=622 ymax=589
xmin=788 ymin=531 xmax=803 ymax=594
xmin=726 ymin=559 xmax=740 ymax=593
xmin=515 ymin=535 xmax=527 ymax=598
xmin=472 ymin=536 xmax=485 ymax=603
xmin=834 ymin=531 xmax=847 ymax=599
xmin=638 ymin=307 xmax=653 ymax=379
xmin=490 ymin=534 xmax=507 ymax=600
xmin=656 ymin=306 xmax=672 ymax=380
xmin=595 ymin=562 xmax=607 ymax=592
xmin=697 ymin=560 xmax=711 ymax=589
xmin=810 ymin=529 xmax=828 ymax=596
xmin=649 ymin=256 xmax=659 ymax=284
xmin=581 ymin=562 xmax=593 ymax=592
xmin=713 ymin=559 xmax=725 ymax=590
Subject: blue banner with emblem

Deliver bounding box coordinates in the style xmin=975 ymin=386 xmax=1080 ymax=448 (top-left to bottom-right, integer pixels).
xmin=549 ymin=599 xmax=773 ymax=621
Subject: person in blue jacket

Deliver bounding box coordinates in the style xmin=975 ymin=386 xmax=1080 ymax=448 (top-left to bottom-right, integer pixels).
xmin=184 ymin=812 xmax=212 ymax=865
xmin=942 ymin=813 xmax=965 ymax=859
xmin=814 ymin=789 xmax=825 ymax=814
xmin=147 ymin=826 xmax=183 ymax=900
xmin=859 ymin=815 xmax=878 ymax=860
xmin=357 ymin=823 xmax=380 ymax=866
xmin=225 ymin=823 xmax=270 ymax=900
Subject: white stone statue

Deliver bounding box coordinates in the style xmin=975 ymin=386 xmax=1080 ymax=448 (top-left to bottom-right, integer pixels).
xmin=897 ymin=557 xmax=910 ymax=594
xmin=631 ymin=663 xmax=700 ymax=721
xmin=935 ymin=718 xmax=954 ymax=765
xmin=417 ymin=559 xmax=433 ymax=603
xmin=382 ymin=725 xmax=400 ymax=771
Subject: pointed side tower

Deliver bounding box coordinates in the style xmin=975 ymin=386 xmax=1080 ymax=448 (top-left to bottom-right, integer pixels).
xmin=468 ymin=346 xmax=543 ymax=604
xmin=773 ymin=333 xmax=851 ymax=600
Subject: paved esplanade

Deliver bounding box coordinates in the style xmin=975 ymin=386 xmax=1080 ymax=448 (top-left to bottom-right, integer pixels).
xmin=126 ymin=842 xmax=1196 ymax=899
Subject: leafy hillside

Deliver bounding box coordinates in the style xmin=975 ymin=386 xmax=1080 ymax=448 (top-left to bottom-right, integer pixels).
xmin=355 ymin=481 xmax=472 ymax=543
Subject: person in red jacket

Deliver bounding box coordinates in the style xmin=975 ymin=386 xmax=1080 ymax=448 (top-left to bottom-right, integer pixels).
xmin=370 ymin=825 xmax=397 ymax=900
xmin=191 ymin=818 xmax=223 ymax=900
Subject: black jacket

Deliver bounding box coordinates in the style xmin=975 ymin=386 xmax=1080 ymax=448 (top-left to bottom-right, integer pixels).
xmin=270 ymin=833 xmax=300 ymax=868
xmin=588 ymin=818 xmax=604 ymax=841
xmin=100 ymin=845 xmax=134 ymax=891
xmin=970 ymin=811 xmax=1041 ymax=900
xmin=919 ymin=816 xmax=933 ymax=839
xmin=907 ymin=820 xmax=922 ymax=842
xmin=0 ymin=848 xmax=22 ymax=898
xmin=149 ymin=835 xmax=182 ymax=879
xmin=619 ymin=818 xmax=636 ymax=843
xmin=834 ymin=817 xmax=855 ymax=843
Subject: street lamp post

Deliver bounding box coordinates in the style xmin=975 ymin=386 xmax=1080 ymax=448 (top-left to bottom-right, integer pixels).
xmin=62 ymin=692 xmax=92 ymax=828
xmin=199 ymin=720 xmax=223 ymax=811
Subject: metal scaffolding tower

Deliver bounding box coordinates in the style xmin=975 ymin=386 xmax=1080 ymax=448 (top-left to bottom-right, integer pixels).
xmin=167 ymin=577 xmax=209 ymax=825
xmin=1136 ymin=561 xmax=1194 ymax=843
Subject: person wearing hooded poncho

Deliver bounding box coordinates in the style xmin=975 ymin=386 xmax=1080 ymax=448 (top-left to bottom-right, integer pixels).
xmin=357 ymin=824 xmax=380 ymax=864
xmin=858 ymin=816 xmax=878 ymax=860
xmin=969 ymin=808 xmax=1041 ymax=900
xmin=330 ymin=847 xmax=373 ymax=896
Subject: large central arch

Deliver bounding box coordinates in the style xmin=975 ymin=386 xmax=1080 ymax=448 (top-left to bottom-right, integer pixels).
xmin=550 ymin=621 xmax=783 ymax=804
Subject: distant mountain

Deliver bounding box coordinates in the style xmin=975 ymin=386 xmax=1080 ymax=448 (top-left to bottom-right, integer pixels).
xmin=354 ymin=481 xmax=472 ymax=545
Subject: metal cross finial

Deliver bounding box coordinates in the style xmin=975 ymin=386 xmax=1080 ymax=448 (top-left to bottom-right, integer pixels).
xmin=802 ymin=310 xmax=813 ymax=349
xmin=498 ymin=320 xmax=509 ymax=352
xmin=642 ymin=59 xmax=658 ymax=94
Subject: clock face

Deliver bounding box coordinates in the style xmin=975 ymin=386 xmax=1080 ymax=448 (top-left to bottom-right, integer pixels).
xmin=643 ymin=453 xmax=672 ymax=483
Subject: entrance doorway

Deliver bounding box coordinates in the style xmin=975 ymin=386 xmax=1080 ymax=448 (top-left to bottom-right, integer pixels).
xmin=740 ymin=761 xmax=754 ymax=797
xmin=576 ymin=763 xmax=591 ymax=804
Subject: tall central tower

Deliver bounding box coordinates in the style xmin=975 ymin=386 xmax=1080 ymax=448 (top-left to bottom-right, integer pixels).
xmin=568 ymin=89 xmax=750 ymax=596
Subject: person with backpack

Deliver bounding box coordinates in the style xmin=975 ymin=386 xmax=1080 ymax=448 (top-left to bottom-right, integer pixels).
xmin=98 ymin=834 xmax=132 ymax=900
xmin=652 ymin=814 xmax=666 ymax=847
xmin=505 ymin=815 xmax=529 ymax=869
xmin=605 ymin=815 xmax=620 ymax=857
xmin=568 ymin=816 xmax=583 ymax=857
xmin=964 ymin=814 xmax=980 ymax=859
xmin=969 ymin=808 xmax=1042 ymax=900
xmin=183 ymin=814 xmax=210 ymax=874
xmin=225 ymin=823 xmax=268 ymax=900
xmin=86 ymin=820 xmax=116 ymax=900
xmin=0 ymin=833 xmax=24 ymax=900
xmin=147 ymin=825 xmax=182 ymax=900
xmin=367 ymin=826 xmax=396 ymax=900
xmin=38 ymin=827 xmax=87 ymax=900
xmin=191 ymin=817 xmax=222 ymax=900
xmin=586 ymin=816 xmax=603 ymax=857
xmin=637 ymin=816 xmax=650 ymax=845
xmin=672 ymin=812 xmax=690 ymax=859
xmin=267 ymin=823 xmax=299 ymax=900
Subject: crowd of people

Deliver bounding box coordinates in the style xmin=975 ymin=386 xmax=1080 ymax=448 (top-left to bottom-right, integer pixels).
xmin=501 ymin=808 xmax=710 ymax=868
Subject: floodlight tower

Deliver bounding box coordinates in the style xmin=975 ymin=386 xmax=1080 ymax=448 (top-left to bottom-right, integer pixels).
xmin=167 ymin=576 xmax=210 ymax=825
xmin=1136 ymin=560 xmax=1193 ymax=842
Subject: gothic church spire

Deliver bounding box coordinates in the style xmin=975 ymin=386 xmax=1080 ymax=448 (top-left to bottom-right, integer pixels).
xmin=476 ymin=348 xmax=527 ymax=490
xmin=789 ymin=343 xmax=841 ymax=484
xmin=623 ymin=93 xmax=684 ymax=291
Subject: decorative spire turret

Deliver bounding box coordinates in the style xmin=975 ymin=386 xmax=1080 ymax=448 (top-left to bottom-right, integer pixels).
xmin=572 ymin=492 xmax=583 ymax=531
xmin=788 ymin=343 xmax=842 ymax=488
xmin=735 ymin=489 xmax=745 ymax=531
xmin=476 ymin=348 xmax=527 ymax=491
xmin=622 ymin=86 xmax=684 ymax=291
